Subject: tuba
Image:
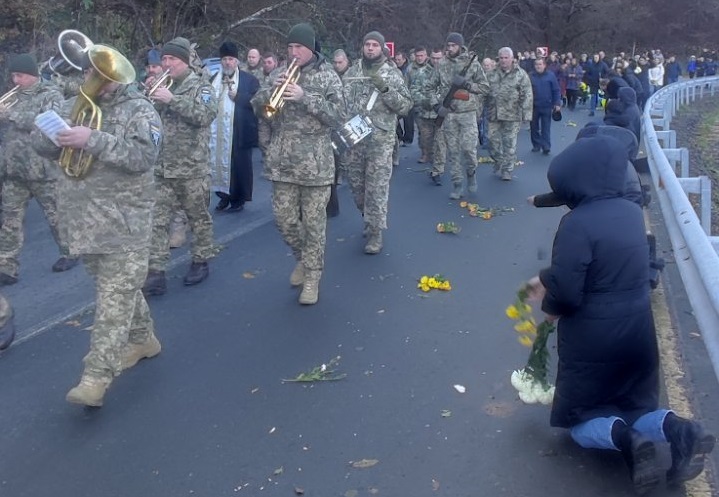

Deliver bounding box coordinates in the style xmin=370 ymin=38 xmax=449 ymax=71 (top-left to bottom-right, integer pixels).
xmin=44 ymin=30 xmax=94 ymax=76
xmin=145 ymin=68 xmax=173 ymax=97
xmin=59 ymin=44 xmax=136 ymax=178
xmin=264 ymin=58 xmax=300 ymax=119
xmin=0 ymin=86 xmax=20 ymax=109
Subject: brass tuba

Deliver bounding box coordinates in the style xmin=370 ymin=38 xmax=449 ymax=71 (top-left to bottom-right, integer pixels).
xmin=44 ymin=30 xmax=94 ymax=76
xmin=264 ymin=58 xmax=300 ymax=119
xmin=59 ymin=44 xmax=136 ymax=178
xmin=0 ymin=86 xmax=20 ymax=109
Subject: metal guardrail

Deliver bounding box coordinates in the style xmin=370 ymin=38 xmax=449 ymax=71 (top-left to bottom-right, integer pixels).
xmin=643 ymin=76 xmax=719 ymax=383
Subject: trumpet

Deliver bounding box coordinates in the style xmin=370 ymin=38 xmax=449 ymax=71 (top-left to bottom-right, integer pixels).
xmin=145 ymin=69 xmax=173 ymax=97
xmin=0 ymin=86 xmax=20 ymax=109
xmin=264 ymin=58 xmax=300 ymax=118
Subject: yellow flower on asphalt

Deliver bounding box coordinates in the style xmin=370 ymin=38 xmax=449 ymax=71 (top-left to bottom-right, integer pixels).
xmin=514 ymin=320 xmax=537 ymax=334
xmin=420 ymin=276 xmax=429 ymax=285
xmin=421 ymin=284 xmax=430 ymax=292
xmin=505 ymin=305 xmax=520 ymax=320
xmin=518 ymin=335 xmax=533 ymax=347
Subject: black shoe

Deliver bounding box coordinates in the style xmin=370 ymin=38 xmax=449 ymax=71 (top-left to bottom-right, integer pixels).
xmin=664 ymin=413 xmax=716 ymax=486
xmin=616 ymin=426 xmax=661 ymax=495
xmin=0 ymin=272 xmax=18 ymax=286
xmin=531 ymin=147 xmax=541 ymax=152
xmin=52 ymin=256 xmax=79 ymax=273
xmin=142 ymin=270 xmax=166 ymax=296
xmin=430 ymin=174 xmax=442 ymax=186
xmin=227 ymin=203 xmax=244 ymax=212
xmin=542 ymin=149 xmax=551 ymax=155
xmin=184 ymin=261 xmax=209 ymax=286
xmin=215 ymin=197 xmax=230 ymax=211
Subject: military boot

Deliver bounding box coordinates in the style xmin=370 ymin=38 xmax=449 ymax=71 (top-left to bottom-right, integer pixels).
xmin=51 ymin=256 xmax=79 ymax=272
xmin=299 ymin=270 xmax=321 ymax=305
xmin=449 ymin=182 xmax=464 ymax=200
xmin=121 ymin=333 xmax=162 ymax=371
xmin=184 ymin=261 xmax=209 ymax=286
xmin=66 ymin=374 xmax=111 ymax=407
xmin=364 ymin=230 xmax=383 ymax=255
xmin=0 ymin=272 xmax=18 ymax=286
xmin=0 ymin=296 xmax=15 ymax=351
xmin=142 ymin=270 xmax=167 ymax=296
xmin=467 ymin=170 xmax=478 ymax=193
xmin=664 ymin=413 xmax=716 ymax=486
xmin=290 ymin=262 xmax=305 ymax=287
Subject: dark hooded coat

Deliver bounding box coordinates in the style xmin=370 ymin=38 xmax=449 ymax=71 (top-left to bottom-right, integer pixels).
xmin=539 ymin=136 xmax=659 ymax=429
xmin=604 ymin=87 xmax=641 ymax=142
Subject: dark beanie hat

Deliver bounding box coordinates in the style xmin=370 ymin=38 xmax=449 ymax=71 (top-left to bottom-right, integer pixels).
xmin=219 ymin=41 xmax=239 ymax=59
xmin=146 ymin=49 xmax=161 ymax=66
xmin=162 ymin=37 xmax=191 ymax=65
xmin=287 ymin=23 xmax=315 ymax=51
xmin=363 ymin=31 xmax=386 ymax=47
xmin=446 ymin=32 xmax=465 ymax=46
xmin=8 ymin=53 xmax=39 ymax=77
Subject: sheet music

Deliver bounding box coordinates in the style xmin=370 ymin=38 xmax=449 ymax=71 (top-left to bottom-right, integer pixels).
xmin=34 ymin=110 xmax=70 ymax=147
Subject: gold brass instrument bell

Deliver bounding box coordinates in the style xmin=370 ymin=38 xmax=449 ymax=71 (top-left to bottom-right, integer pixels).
xmin=145 ymin=68 xmax=173 ymax=97
xmin=59 ymin=43 xmax=136 ymax=178
xmin=264 ymin=58 xmax=300 ymax=118
xmin=0 ymin=86 xmax=20 ymax=109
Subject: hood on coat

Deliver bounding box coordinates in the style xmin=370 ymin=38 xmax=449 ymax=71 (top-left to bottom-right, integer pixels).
xmin=547 ymin=135 xmax=627 ymax=209
xmin=576 ymin=122 xmax=638 ymax=160
xmin=618 ymin=86 xmax=637 ymax=106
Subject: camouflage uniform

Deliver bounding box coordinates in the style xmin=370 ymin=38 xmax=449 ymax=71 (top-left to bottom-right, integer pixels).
xmin=51 ymin=72 xmax=84 ymax=98
xmin=0 ymin=292 xmax=14 ymax=350
xmin=150 ymin=68 xmax=219 ymax=272
xmin=342 ymin=57 xmax=412 ymax=246
xmin=0 ymin=80 xmax=69 ymax=279
xmin=428 ymin=49 xmax=489 ymax=188
xmin=251 ymin=55 xmax=344 ymax=284
xmin=486 ymin=61 xmax=533 ymax=175
xmin=256 ymin=70 xmax=277 ymax=158
xmin=409 ymin=61 xmax=438 ymax=163
xmin=33 ymin=85 xmax=162 ymax=388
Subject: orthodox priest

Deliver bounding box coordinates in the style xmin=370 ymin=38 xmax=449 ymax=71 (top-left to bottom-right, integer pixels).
xmin=210 ymin=41 xmax=260 ymax=212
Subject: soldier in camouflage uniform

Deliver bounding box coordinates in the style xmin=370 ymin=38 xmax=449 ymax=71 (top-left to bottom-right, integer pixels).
xmin=143 ymin=37 xmax=219 ymax=296
xmin=0 ymin=54 xmax=78 ymax=286
xmin=33 ymin=49 xmax=163 ymax=406
xmin=427 ymin=33 xmax=489 ymax=198
xmin=342 ymin=31 xmax=413 ymax=254
xmin=486 ymin=47 xmax=533 ymax=181
xmin=408 ymin=46 xmax=438 ymax=168
xmin=243 ymin=49 xmax=265 ymax=80
xmin=251 ymin=23 xmax=345 ymax=305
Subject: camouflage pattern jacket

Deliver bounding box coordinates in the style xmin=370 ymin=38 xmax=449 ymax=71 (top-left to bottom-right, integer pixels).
xmin=51 ymin=72 xmax=83 ymax=98
xmin=343 ymin=57 xmax=412 ymax=133
xmin=408 ymin=62 xmax=438 ymax=119
xmin=428 ymin=48 xmax=489 ymax=114
xmin=486 ymin=62 xmax=534 ymax=122
xmin=0 ymin=80 xmax=63 ymax=182
xmin=252 ymin=55 xmax=345 ymax=186
xmin=154 ymin=69 xmax=218 ymax=178
xmin=34 ymin=86 xmax=162 ymax=255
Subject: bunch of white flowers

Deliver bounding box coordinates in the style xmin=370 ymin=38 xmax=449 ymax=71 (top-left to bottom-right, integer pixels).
xmin=511 ymin=369 xmax=555 ymax=405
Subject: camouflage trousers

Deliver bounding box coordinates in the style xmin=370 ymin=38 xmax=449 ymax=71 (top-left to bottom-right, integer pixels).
xmin=82 ymin=249 xmax=154 ymax=379
xmin=258 ymin=120 xmax=271 ymax=158
xmin=488 ymin=120 xmax=522 ymax=173
xmin=431 ymin=125 xmax=447 ymax=176
xmin=342 ymin=128 xmax=394 ymax=231
xmin=0 ymin=179 xmax=67 ymax=277
xmin=272 ymin=181 xmax=331 ymax=271
xmin=149 ymin=176 xmax=216 ymax=271
xmin=416 ymin=117 xmax=436 ymax=162
xmin=443 ymin=111 xmax=479 ymax=184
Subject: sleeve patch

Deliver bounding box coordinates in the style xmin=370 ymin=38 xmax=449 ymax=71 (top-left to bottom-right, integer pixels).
xmin=149 ymin=122 xmax=162 ymax=147
xmin=200 ymin=88 xmax=213 ymax=104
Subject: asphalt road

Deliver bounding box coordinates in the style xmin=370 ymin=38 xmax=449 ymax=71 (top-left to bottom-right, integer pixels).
xmin=0 ymin=108 xmax=717 ymax=497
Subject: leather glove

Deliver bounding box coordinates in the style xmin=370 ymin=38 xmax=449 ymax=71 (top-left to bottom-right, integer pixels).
xmin=436 ymin=105 xmax=449 ymax=118
xmin=451 ymin=74 xmax=469 ymax=90
xmin=370 ymin=72 xmax=388 ymax=92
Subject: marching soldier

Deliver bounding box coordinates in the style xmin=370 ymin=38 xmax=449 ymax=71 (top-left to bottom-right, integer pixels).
xmin=143 ymin=37 xmax=219 ymax=296
xmin=251 ymin=23 xmax=345 ymax=305
xmin=342 ymin=31 xmax=412 ymax=254
xmin=0 ymin=53 xmax=78 ymax=286
xmin=408 ymin=46 xmax=438 ymax=168
xmin=33 ymin=45 xmax=163 ymax=406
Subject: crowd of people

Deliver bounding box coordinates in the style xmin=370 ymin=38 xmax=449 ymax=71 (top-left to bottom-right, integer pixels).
xmin=0 ymin=24 xmax=716 ymax=494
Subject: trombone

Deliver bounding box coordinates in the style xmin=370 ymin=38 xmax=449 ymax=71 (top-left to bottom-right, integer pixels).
xmin=145 ymin=69 xmax=173 ymax=97
xmin=264 ymin=58 xmax=300 ymax=118
xmin=0 ymin=86 xmax=20 ymax=109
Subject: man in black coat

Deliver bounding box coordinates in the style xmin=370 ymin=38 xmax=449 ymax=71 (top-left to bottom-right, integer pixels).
xmin=527 ymin=136 xmax=715 ymax=495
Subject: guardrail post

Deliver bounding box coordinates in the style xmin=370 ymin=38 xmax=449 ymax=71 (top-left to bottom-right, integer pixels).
xmin=662 ymin=148 xmax=690 ymax=177
xmin=677 ymin=176 xmax=712 ymax=235
xmin=711 ymin=237 xmax=719 ymax=255
xmin=655 ymin=130 xmax=676 ymax=148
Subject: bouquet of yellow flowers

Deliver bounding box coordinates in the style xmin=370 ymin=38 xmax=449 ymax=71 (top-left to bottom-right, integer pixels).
xmin=417 ymin=274 xmax=452 ymax=292
xmin=436 ymin=222 xmax=461 ymax=234
xmin=459 ymin=201 xmax=493 ymax=219
xmin=506 ymin=284 xmax=556 ymax=405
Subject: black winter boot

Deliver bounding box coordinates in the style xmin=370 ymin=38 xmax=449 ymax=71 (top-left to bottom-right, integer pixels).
xmin=184 ymin=261 xmax=209 ymax=286
xmin=613 ymin=422 xmax=661 ymax=495
xmin=664 ymin=413 xmax=716 ymax=486
xmin=142 ymin=270 xmax=167 ymax=296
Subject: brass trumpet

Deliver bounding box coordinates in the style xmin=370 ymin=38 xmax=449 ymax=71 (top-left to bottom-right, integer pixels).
xmin=145 ymin=68 xmax=173 ymax=97
xmin=0 ymin=85 xmax=20 ymax=109
xmin=264 ymin=58 xmax=300 ymax=118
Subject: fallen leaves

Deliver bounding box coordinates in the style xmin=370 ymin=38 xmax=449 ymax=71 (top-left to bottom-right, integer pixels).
xmin=351 ymin=458 xmax=379 ymax=469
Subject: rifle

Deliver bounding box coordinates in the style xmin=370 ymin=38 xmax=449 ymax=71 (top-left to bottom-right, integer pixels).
xmin=435 ymin=53 xmax=478 ymax=128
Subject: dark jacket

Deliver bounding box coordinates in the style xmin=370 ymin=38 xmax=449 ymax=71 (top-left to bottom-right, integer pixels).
xmin=530 ymin=69 xmax=561 ymax=109
xmin=622 ymin=70 xmax=644 ymax=103
xmin=604 ymin=75 xmax=628 ymax=100
xmin=539 ymin=136 xmax=659 ymax=428
xmin=583 ymin=60 xmax=609 ymax=90
xmin=604 ymin=86 xmax=641 ymax=142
